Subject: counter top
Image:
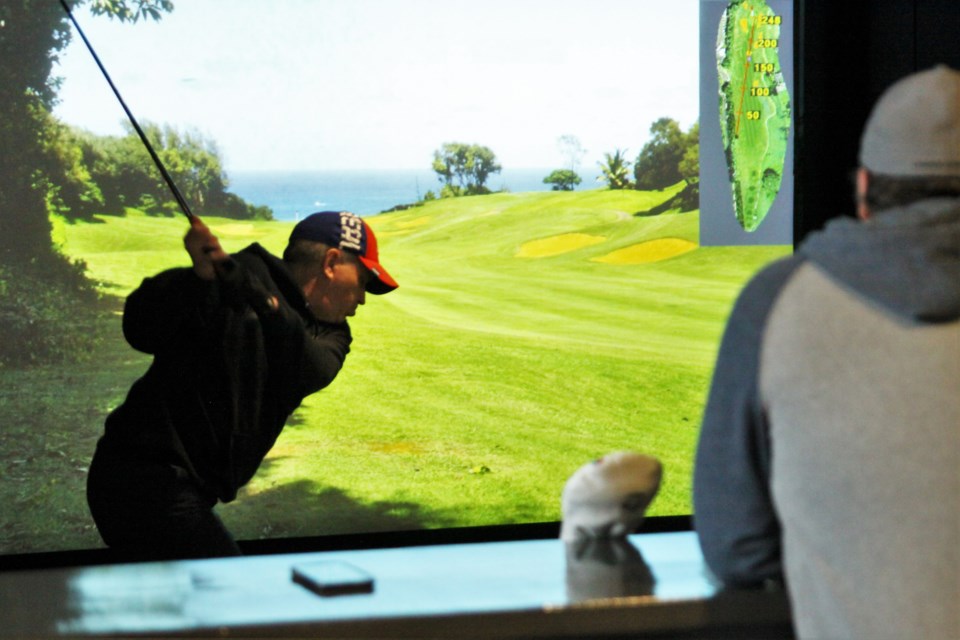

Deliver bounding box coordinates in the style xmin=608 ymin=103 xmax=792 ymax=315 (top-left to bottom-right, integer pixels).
xmin=1 ymin=531 xmax=791 ymax=638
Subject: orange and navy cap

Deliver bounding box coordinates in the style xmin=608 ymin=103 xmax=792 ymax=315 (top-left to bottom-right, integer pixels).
xmin=289 ymin=211 xmax=398 ymax=294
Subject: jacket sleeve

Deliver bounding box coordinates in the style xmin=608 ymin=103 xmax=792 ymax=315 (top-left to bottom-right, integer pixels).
xmin=693 ymin=257 xmax=802 ymax=587
xmin=122 ymin=267 xmax=219 ymax=355
xmin=298 ymin=321 xmax=352 ymax=394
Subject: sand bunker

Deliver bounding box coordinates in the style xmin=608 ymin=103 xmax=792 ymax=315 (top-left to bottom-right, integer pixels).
xmin=592 ymin=238 xmax=697 ymax=264
xmin=213 ymin=223 xmax=258 ymax=236
xmin=516 ymin=233 xmax=607 ymax=258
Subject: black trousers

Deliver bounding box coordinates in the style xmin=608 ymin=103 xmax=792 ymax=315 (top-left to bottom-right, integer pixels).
xmin=86 ymin=439 xmax=241 ymax=562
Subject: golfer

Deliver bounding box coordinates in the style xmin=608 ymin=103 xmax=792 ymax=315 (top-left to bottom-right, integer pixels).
xmin=86 ymin=211 xmax=397 ymax=560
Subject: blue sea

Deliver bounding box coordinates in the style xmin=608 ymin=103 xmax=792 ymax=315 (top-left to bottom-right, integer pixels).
xmin=227 ymin=168 xmax=597 ymax=221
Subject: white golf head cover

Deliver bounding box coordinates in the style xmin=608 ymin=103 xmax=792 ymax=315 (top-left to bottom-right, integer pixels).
xmin=560 ymin=451 xmax=663 ymax=542
xmin=564 ymin=536 xmax=655 ymax=601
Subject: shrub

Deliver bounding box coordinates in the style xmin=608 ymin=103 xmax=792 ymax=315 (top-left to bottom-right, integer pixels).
xmin=0 ymin=257 xmax=107 ymax=368
xmin=543 ymin=169 xmax=582 ymax=191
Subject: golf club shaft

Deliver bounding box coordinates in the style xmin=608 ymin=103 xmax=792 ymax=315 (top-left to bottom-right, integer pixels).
xmin=58 ymin=0 xmax=195 ymax=221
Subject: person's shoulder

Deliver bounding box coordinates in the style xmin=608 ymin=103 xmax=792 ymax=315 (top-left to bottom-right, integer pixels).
xmin=235 ymin=242 xmax=276 ymax=261
xmin=738 ymin=253 xmax=806 ymax=307
xmin=233 ymin=243 xmax=282 ymax=272
xmin=133 ymin=264 xmax=199 ymax=291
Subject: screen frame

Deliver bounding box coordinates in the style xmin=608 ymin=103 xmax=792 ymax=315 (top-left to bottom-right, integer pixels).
xmin=0 ymin=0 xmax=847 ymax=571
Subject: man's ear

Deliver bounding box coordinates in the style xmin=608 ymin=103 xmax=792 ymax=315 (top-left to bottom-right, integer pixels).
xmin=322 ymin=247 xmax=341 ymax=278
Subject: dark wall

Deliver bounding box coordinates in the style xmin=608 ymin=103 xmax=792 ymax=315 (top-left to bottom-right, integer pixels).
xmin=794 ymin=0 xmax=960 ymax=243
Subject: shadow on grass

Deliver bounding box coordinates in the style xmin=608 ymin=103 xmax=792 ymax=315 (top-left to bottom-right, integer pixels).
xmin=283 ymin=411 xmax=309 ymax=429
xmin=633 ymin=183 xmax=698 ymax=217
xmin=222 ymin=469 xmax=453 ymax=546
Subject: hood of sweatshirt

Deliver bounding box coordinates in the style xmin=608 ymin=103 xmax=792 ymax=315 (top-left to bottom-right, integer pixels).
xmin=799 ymin=198 xmax=960 ymax=322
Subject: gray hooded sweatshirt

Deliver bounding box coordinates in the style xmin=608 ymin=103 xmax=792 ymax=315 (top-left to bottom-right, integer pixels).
xmin=693 ymin=198 xmax=960 ymax=639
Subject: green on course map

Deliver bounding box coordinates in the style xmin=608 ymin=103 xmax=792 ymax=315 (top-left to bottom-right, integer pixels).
xmin=716 ymin=0 xmax=791 ymax=232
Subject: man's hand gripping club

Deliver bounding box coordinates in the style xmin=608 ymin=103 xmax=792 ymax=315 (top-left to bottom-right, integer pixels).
xmin=184 ymin=215 xmax=230 ymax=281
xmin=184 ymin=216 xmax=279 ymax=312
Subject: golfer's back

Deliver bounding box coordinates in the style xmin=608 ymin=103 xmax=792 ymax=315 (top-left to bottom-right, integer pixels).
xmin=760 ymin=263 xmax=960 ymax=639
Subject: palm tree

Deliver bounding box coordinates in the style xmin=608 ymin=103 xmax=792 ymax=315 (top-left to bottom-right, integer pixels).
xmin=597 ymin=149 xmax=633 ymax=190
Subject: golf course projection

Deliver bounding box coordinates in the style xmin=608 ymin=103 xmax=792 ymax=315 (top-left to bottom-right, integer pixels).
xmin=0 ymin=191 xmax=790 ymax=555
xmin=716 ymin=0 xmax=791 ymax=232
xmin=0 ymin=0 xmax=801 ymax=557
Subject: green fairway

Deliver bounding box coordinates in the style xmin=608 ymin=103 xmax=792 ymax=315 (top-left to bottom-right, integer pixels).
xmin=1 ymin=189 xmax=789 ymax=552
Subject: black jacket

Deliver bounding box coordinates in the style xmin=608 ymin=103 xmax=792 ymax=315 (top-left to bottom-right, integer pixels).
xmin=100 ymin=243 xmax=351 ymax=502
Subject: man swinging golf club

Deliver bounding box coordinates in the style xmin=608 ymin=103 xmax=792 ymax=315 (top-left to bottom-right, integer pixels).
xmin=59 ymin=0 xmax=399 ymax=561
xmin=86 ymin=211 xmax=397 ymax=560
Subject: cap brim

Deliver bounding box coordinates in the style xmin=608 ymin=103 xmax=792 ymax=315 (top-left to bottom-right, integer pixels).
xmin=359 ymin=256 xmax=398 ymax=295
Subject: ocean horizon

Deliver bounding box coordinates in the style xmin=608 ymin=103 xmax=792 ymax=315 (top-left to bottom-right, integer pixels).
xmin=227 ymin=168 xmax=600 ymax=221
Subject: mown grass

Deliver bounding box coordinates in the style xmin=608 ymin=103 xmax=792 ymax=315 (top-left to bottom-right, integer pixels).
xmin=0 ymin=189 xmax=789 ymax=553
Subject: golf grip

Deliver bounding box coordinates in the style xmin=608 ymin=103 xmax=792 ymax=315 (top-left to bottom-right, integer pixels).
xmin=58 ymin=0 xmax=195 ymax=221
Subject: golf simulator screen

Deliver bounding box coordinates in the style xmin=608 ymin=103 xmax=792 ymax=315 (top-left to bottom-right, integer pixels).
xmin=0 ymin=0 xmax=795 ymax=558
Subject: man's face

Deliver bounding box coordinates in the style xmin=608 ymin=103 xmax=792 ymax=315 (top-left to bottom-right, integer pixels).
xmin=308 ymin=249 xmax=369 ymax=324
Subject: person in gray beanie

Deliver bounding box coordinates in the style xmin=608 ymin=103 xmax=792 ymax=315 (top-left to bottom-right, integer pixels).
xmin=693 ymin=65 xmax=959 ymax=639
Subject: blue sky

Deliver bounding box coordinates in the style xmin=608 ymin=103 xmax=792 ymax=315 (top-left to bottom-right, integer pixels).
xmin=54 ymin=0 xmax=699 ymax=172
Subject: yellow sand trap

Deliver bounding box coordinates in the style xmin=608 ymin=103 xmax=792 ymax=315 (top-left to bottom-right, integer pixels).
xmin=516 ymin=233 xmax=606 ymax=258
xmin=592 ymin=238 xmax=697 ymax=264
xmin=213 ymin=223 xmax=259 ymax=236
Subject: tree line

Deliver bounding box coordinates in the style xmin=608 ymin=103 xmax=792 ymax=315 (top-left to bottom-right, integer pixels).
xmin=428 ymin=118 xmax=699 ymax=205
xmin=48 ymin=119 xmax=272 ymax=222
xmin=0 ymin=1 xmax=185 ymax=269
xmin=1 ymin=0 xmax=700 ymax=367
xmin=0 ymin=0 xmax=181 ymax=367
